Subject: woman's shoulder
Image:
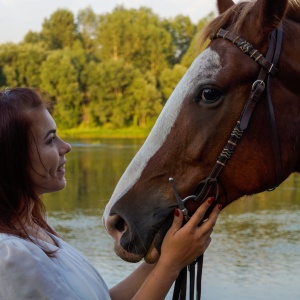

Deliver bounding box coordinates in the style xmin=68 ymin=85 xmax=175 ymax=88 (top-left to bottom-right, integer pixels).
xmin=0 ymin=232 xmax=50 ymax=253
xmin=0 ymin=233 xmax=82 ymax=299
xmin=0 ymin=233 xmax=51 ymax=269
xmin=0 ymin=232 xmax=34 ymax=249
xmin=0 ymin=233 xmax=110 ymax=300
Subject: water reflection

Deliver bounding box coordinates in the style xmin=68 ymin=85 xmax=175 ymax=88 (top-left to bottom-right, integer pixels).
xmin=44 ymin=139 xmax=300 ymax=300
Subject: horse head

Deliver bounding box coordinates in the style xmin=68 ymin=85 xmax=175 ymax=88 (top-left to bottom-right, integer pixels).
xmin=103 ymin=0 xmax=300 ymax=263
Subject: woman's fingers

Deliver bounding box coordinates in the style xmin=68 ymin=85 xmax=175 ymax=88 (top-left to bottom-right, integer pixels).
xmin=187 ymin=197 xmax=216 ymax=228
xmin=159 ymin=199 xmax=221 ymax=271
xmin=167 ymin=208 xmax=184 ymax=235
xmin=200 ymin=204 xmax=221 ymax=232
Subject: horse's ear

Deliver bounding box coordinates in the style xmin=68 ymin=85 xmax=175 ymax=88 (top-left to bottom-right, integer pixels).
xmin=252 ymin=0 xmax=288 ymax=34
xmin=286 ymin=2 xmax=300 ymax=22
xmin=217 ymin=0 xmax=235 ymax=14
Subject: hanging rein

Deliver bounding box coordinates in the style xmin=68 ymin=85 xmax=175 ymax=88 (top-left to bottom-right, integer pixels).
xmin=170 ymin=23 xmax=283 ymax=300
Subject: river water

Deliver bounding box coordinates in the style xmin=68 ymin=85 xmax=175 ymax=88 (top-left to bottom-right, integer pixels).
xmin=44 ymin=139 xmax=300 ymax=299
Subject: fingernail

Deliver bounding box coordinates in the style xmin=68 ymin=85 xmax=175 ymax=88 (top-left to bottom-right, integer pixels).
xmin=207 ymin=197 xmax=214 ymax=204
xmin=217 ymin=204 xmax=222 ymax=210
xmin=174 ymin=208 xmax=180 ymax=217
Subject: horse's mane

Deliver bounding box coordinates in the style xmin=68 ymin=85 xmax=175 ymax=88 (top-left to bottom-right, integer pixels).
xmin=198 ymin=0 xmax=300 ymax=49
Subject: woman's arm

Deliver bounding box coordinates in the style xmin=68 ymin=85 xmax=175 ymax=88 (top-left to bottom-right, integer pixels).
xmin=110 ymin=198 xmax=221 ymax=300
xmin=109 ymin=262 xmax=156 ymax=300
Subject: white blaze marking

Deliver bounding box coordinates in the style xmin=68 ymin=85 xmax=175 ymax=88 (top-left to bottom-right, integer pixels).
xmin=103 ymin=48 xmax=222 ymax=221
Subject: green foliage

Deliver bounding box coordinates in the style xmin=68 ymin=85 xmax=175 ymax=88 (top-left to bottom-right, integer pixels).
xmin=23 ymin=31 xmax=41 ymax=44
xmin=96 ymin=6 xmax=173 ymax=76
xmin=163 ymin=15 xmax=196 ymax=64
xmin=0 ymin=43 xmax=46 ymax=87
xmin=181 ymin=12 xmax=215 ymax=68
xmin=87 ymin=58 xmax=135 ymax=127
xmin=85 ymin=59 xmax=162 ymax=129
xmin=159 ymin=64 xmax=188 ymax=102
xmin=41 ymin=9 xmax=77 ymax=50
xmin=40 ymin=50 xmax=82 ymax=129
xmin=126 ymin=71 xmax=162 ymax=128
xmin=0 ymin=6 xmax=214 ymax=135
xmin=77 ymin=6 xmax=98 ymax=54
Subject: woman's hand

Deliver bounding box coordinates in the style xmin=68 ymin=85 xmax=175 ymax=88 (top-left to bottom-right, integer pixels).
xmin=128 ymin=198 xmax=221 ymax=300
xmin=158 ymin=198 xmax=221 ymax=276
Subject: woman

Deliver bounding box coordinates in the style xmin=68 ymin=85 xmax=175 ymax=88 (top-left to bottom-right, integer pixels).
xmin=0 ymin=87 xmax=221 ymax=299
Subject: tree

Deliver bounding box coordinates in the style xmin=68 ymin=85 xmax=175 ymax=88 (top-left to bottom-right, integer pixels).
xmin=23 ymin=31 xmax=41 ymax=44
xmin=163 ymin=15 xmax=196 ymax=65
xmin=77 ymin=6 xmax=98 ymax=54
xmin=0 ymin=43 xmax=19 ymax=87
xmin=41 ymin=9 xmax=77 ymax=50
xmin=181 ymin=12 xmax=215 ymax=68
xmin=159 ymin=64 xmax=187 ymax=102
xmin=86 ymin=58 xmax=162 ymax=128
xmin=86 ymin=59 xmax=136 ymax=127
xmin=95 ymin=6 xmax=173 ymax=76
xmin=0 ymin=43 xmax=46 ymax=87
xmin=126 ymin=71 xmax=162 ymax=128
xmin=15 ymin=44 xmax=47 ymax=87
xmin=40 ymin=50 xmax=82 ymax=128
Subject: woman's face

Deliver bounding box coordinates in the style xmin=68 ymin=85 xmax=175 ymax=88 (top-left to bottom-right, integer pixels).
xmin=28 ymin=108 xmax=71 ymax=195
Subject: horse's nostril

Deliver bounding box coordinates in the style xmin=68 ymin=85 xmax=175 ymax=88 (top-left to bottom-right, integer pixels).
xmin=114 ymin=215 xmax=126 ymax=232
xmin=105 ymin=214 xmax=128 ymax=238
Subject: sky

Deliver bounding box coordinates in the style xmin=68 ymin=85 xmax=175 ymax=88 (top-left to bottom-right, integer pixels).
xmin=0 ymin=0 xmax=218 ymax=44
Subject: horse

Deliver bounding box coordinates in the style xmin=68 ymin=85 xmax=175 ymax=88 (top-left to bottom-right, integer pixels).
xmin=103 ymin=0 xmax=300 ymax=296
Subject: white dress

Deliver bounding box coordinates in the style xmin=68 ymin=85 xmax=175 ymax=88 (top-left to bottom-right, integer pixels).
xmin=0 ymin=233 xmax=111 ymax=300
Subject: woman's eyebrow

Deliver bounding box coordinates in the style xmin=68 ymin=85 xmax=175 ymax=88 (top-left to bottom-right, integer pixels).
xmin=44 ymin=129 xmax=56 ymax=140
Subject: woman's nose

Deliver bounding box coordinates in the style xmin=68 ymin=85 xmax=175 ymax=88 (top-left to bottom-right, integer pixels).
xmin=60 ymin=139 xmax=72 ymax=155
xmin=64 ymin=141 xmax=72 ymax=154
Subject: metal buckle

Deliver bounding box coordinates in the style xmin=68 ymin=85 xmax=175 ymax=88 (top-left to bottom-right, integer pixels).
xmin=252 ymin=80 xmax=265 ymax=91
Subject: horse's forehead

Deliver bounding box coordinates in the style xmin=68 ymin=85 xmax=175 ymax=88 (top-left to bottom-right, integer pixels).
xmin=103 ymin=48 xmax=221 ymax=219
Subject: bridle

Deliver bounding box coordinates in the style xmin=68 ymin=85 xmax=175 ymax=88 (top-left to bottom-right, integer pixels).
xmin=170 ymin=23 xmax=283 ymax=300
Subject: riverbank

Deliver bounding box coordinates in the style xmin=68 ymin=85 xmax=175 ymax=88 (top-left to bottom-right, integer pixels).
xmin=58 ymin=126 xmax=151 ymax=139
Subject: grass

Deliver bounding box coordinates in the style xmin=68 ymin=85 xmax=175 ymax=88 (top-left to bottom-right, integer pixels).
xmin=58 ymin=126 xmax=151 ymax=139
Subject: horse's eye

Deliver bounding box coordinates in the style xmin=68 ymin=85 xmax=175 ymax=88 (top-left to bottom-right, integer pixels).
xmin=202 ymin=88 xmax=222 ymax=102
xmin=198 ymin=88 xmax=222 ymax=103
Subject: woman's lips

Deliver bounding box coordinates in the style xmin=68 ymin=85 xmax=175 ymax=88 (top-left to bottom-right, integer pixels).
xmin=57 ymin=160 xmax=66 ymax=174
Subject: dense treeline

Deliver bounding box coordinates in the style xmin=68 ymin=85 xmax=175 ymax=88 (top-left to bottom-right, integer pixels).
xmin=0 ymin=6 xmax=213 ymax=130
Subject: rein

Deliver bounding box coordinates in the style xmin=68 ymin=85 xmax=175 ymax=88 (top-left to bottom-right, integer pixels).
xmin=171 ymin=24 xmax=283 ymax=300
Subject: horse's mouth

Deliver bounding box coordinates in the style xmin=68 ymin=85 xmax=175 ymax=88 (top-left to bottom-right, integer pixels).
xmin=113 ymin=233 xmax=159 ymax=263
xmin=144 ymin=212 xmax=174 ymax=263
xmin=114 ymin=242 xmax=144 ymax=263
xmin=113 ymin=211 xmax=174 ymax=263
xmin=144 ymin=236 xmax=160 ymax=263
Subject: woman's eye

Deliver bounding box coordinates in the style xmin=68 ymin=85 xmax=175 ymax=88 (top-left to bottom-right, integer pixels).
xmin=47 ymin=137 xmax=56 ymax=144
xmin=197 ymin=88 xmax=222 ymax=103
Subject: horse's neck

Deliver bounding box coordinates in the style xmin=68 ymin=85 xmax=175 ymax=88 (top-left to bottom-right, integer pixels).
xmin=286 ymin=0 xmax=300 ymax=172
xmin=280 ymin=20 xmax=300 ymax=94
xmin=277 ymin=19 xmax=300 ymax=173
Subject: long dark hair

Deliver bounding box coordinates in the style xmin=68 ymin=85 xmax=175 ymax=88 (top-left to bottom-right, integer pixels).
xmin=0 ymin=87 xmax=58 ymax=254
